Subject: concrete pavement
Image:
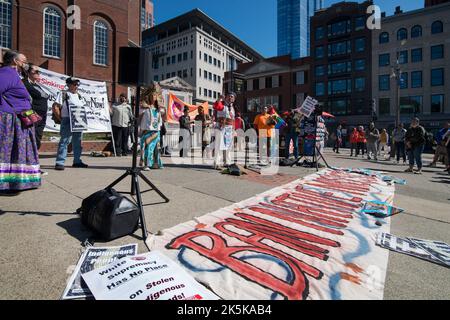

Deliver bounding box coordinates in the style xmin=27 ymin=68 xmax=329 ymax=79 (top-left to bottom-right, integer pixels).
xmin=0 ymin=150 xmax=449 ymax=300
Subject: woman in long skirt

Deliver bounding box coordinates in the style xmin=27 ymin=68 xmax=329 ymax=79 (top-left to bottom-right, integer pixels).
xmin=0 ymin=50 xmax=41 ymax=195
xmin=139 ymin=87 xmax=163 ymax=170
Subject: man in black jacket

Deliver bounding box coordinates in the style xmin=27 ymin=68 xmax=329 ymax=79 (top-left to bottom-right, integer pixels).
xmin=23 ymin=64 xmax=49 ymax=150
xmin=405 ymin=118 xmax=426 ymax=174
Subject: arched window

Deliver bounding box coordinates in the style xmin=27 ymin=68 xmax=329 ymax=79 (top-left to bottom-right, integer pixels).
xmin=0 ymin=0 xmax=12 ymax=49
xmin=431 ymin=21 xmax=443 ymax=34
xmin=94 ymin=20 xmax=108 ymax=65
xmin=397 ymin=28 xmax=407 ymax=41
xmin=379 ymin=32 xmax=389 ymax=44
xmin=411 ymin=25 xmax=422 ymax=38
xmin=43 ymin=7 xmax=62 ymax=58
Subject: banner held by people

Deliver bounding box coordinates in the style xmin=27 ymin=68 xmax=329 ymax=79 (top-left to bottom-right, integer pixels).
xmin=37 ymin=68 xmax=113 ymax=134
xmin=167 ymin=93 xmax=209 ymax=124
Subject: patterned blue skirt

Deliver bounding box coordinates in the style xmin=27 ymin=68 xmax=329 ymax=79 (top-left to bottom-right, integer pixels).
xmin=0 ymin=111 xmax=41 ymax=191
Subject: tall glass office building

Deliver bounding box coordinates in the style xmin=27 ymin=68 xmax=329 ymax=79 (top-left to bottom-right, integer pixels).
xmin=278 ymin=0 xmax=324 ymax=58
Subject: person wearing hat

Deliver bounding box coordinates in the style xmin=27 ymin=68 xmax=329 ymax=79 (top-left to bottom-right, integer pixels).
xmin=53 ymin=77 xmax=88 ymax=170
xmin=213 ymin=92 xmax=237 ymax=169
xmin=179 ymin=106 xmax=193 ymax=158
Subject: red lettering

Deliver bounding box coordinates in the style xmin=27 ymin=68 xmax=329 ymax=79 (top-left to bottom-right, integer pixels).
xmin=168 ymin=231 xmax=311 ymax=300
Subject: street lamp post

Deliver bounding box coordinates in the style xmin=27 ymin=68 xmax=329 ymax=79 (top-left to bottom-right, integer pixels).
xmin=391 ymin=61 xmax=402 ymax=127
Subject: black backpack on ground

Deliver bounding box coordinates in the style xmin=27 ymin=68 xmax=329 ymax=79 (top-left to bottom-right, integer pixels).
xmin=79 ymin=188 xmax=140 ymax=241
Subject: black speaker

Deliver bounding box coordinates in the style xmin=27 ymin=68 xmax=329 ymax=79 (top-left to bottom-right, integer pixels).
xmin=118 ymin=47 xmax=152 ymax=87
xmin=79 ymin=188 xmax=140 ymax=241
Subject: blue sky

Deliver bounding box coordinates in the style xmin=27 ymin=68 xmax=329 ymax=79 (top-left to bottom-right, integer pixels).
xmin=154 ymin=0 xmax=424 ymax=57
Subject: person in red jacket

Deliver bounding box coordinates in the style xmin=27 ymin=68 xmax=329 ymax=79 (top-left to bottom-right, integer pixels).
xmin=356 ymin=126 xmax=366 ymax=157
xmin=350 ymin=127 xmax=359 ymax=157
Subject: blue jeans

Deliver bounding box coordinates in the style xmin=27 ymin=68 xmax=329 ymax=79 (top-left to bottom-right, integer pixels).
xmin=285 ymin=132 xmax=299 ymax=158
xmin=56 ymin=118 xmax=83 ymax=166
xmin=396 ymin=141 xmax=406 ymax=162
xmin=408 ymin=145 xmax=424 ymax=170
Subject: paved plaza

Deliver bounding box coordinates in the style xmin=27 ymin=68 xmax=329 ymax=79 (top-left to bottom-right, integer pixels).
xmin=0 ymin=150 xmax=449 ymax=300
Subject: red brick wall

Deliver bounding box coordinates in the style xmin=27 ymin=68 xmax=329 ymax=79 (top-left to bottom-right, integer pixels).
xmin=40 ymin=141 xmax=111 ymax=153
xmin=8 ymin=0 xmax=140 ymax=102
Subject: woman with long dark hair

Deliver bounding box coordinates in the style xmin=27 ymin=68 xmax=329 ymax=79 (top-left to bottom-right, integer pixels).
xmin=0 ymin=50 xmax=41 ymax=195
xmin=139 ymin=86 xmax=163 ymax=170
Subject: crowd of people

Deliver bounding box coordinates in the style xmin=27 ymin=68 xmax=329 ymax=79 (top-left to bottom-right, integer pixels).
xmin=333 ymin=119 xmax=450 ymax=175
xmin=1 ymin=48 xmax=449 ymax=197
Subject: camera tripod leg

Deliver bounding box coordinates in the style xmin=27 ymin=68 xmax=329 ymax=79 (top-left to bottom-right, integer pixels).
xmin=315 ymin=146 xmax=331 ymax=169
xmin=139 ymin=172 xmax=170 ymax=203
xmin=132 ymin=173 xmax=148 ymax=241
xmin=107 ymin=170 xmax=131 ymax=190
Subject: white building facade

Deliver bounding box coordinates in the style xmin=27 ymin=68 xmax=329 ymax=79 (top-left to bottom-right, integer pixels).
xmin=142 ymin=9 xmax=263 ymax=106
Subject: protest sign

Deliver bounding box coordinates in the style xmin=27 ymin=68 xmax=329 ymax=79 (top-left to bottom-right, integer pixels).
xmin=296 ymin=96 xmax=318 ymax=117
xmin=376 ymin=233 xmax=449 ymax=267
xmin=82 ymin=251 xmax=219 ymax=300
xmin=37 ymin=68 xmax=112 ymax=133
xmin=62 ymin=244 xmax=138 ymax=300
xmin=408 ymin=238 xmax=450 ymax=267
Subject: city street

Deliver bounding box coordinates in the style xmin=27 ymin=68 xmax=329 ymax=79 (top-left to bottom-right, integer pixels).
xmin=0 ymin=150 xmax=449 ymax=300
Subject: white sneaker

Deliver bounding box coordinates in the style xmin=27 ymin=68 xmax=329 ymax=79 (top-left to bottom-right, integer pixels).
xmin=143 ymin=167 xmax=151 ymax=171
xmin=40 ymin=170 xmax=48 ymax=176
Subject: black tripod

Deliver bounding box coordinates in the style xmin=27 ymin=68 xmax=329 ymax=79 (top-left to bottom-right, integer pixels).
xmin=106 ymin=86 xmax=169 ymax=241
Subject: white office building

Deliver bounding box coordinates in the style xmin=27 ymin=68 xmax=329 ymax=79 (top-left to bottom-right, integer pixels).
xmin=142 ymin=9 xmax=263 ymax=105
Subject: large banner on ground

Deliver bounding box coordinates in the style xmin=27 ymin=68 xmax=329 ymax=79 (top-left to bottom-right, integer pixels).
xmin=147 ymin=169 xmax=395 ymax=300
xmin=167 ymin=93 xmax=209 ymax=124
xmin=38 ymin=68 xmax=112 ymax=133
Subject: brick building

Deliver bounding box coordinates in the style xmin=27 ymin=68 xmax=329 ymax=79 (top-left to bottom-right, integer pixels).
xmin=310 ymin=1 xmax=373 ymax=127
xmin=224 ymin=55 xmax=311 ymax=121
xmin=0 ymin=0 xmax=143 ymax=102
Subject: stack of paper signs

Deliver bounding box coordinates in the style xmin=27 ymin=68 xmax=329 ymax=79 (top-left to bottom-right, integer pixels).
xmin=62 ymin=245 xmax=218 ymax=300
xmin=62 ymin=244 xmax=138 ymax=300
xmin=376 ymin=233 xmax=450 ymax=268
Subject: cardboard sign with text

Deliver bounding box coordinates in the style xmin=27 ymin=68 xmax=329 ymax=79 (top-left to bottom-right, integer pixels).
xmin=296 ymin=96 xmax=318 ymax=117
xmin=82 ymin=251 xmax=219 ymax=300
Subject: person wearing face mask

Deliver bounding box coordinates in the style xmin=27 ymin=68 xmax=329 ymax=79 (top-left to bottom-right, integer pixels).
xmin=405 ymin=117 xmax=427 ymax=174
xmin=23 ymin=64 xmax=49 ymax=151
xmin=0 ymin=50 xmax=41 ymax=195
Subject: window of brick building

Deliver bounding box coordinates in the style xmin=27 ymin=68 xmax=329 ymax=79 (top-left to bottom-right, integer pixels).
xmin=44 ymin=7 xmax=62 ymax=58
xmin=93 ymin=20 xmax=109 ymax=65
xmin=0 ymin=0 xmax=12 ymax=49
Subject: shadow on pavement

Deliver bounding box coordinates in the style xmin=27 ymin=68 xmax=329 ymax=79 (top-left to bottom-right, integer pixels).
xmin=0 ymin=210 xmax=77 ymax=217
xmin=57 ymin=217 xmax=93 ymax=243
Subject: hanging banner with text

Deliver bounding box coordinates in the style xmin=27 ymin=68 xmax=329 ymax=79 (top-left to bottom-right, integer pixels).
xmin=37 ymin=68 xmax=112 ymax=133
xmin=82 ymin=251 xmax=219 ymax=300
xmin=147 ymin=169 xmax=396 ymax=300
